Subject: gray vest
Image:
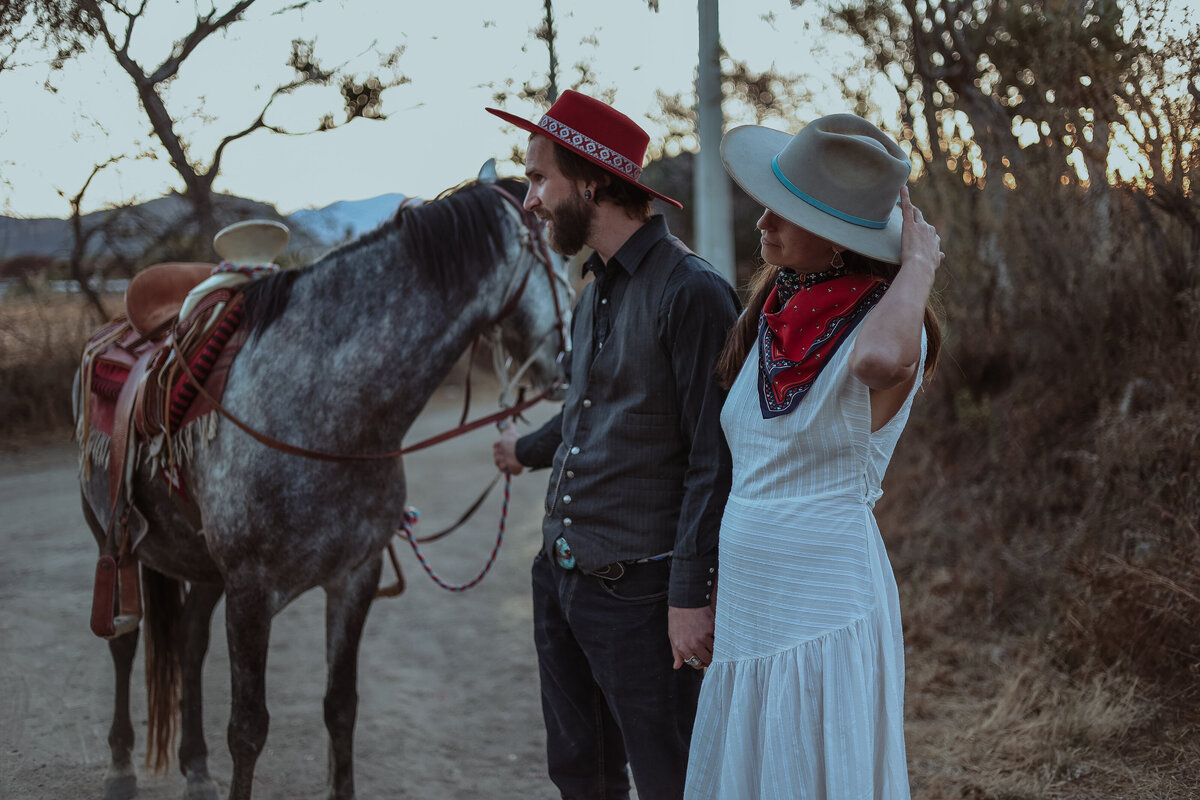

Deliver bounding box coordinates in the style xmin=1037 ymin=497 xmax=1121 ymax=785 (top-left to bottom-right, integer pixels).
xmin=542 ymin=236 xmax=697 ymax=571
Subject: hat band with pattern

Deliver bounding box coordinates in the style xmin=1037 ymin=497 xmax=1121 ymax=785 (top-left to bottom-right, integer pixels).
xmin=539 ymin=114 xmax=643 ymax=181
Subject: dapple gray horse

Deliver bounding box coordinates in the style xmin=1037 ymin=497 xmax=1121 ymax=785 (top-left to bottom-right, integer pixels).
xmin=76 ymin=173 xmax=569 ymax=800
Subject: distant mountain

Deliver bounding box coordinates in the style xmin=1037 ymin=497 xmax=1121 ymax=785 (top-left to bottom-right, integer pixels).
xmin=286 ymin=193 xmax=407 ymax=246
xmin=0 ymin=193 xmax=276 ymax=261
xmin=0 ymin=191 xmax=409 ymax=264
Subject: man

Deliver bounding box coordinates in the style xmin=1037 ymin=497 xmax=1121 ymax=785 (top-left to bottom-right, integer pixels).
xmin=487 ymin=90 xmax=738 ymax=800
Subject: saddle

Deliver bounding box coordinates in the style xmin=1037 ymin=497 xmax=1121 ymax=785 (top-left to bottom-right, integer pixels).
xmin=80 ymin=220 xmax=289 ymax=639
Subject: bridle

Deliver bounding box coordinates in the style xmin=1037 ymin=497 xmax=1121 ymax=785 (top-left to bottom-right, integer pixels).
xmin=483 ymin=183 xmax=572 ymax=408
xmin=173 ymin=181 xmax=571 ymax=463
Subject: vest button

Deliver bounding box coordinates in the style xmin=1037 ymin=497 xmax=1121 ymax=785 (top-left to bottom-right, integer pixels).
xmin=566 ymin=470 xmax=575 ymax=479
xmin=563 ymin=495 xmax=572 ymax=504
xmin=582 ymin=399 xmax=592 ymax=408
xmin=570 ymin=446 xmax=580 ymax=455
xmin=563 ymin=518 xmax=572 ymax=526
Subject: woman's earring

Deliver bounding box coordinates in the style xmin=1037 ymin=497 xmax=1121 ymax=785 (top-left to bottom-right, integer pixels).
xmin=584 ymin=190 xmax=592 ymax=200
xmin=830 ymin=249 xmax=845 ymax=269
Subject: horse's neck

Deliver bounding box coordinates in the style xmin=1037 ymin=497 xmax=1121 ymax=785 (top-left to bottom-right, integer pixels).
xmin=285 ymin=229 xmax=512 ymax=442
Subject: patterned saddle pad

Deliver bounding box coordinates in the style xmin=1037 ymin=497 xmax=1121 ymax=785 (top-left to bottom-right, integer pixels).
xmin=78 ymin=289 xmax=248 ymax=463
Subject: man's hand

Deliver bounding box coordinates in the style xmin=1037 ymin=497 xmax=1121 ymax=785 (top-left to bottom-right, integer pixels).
xmin=668 ymin=604 xmax=714 ymax=670
xmin=492 ymin=422 xmax=524 ymax=475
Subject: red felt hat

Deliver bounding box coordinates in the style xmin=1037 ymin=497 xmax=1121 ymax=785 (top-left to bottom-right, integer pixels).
xmin=487 ymin=90 xmax=682 ymax=209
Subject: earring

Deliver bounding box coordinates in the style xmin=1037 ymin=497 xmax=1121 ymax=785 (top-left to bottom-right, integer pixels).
xmin=830 ymin=249 xmax=845 ymax=269
xmin=584 ymin=190 xmax=592 ymax=200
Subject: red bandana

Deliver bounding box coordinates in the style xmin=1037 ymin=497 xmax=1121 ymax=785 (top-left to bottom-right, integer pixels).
xmin=757 ymin=272 xmax=888 ymax=418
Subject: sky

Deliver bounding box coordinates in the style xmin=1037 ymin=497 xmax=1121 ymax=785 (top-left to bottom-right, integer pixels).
xmin=0 ymin=0 xmax=894 ymax=218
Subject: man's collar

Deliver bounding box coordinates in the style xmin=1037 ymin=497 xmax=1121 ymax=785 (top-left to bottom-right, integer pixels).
xmin=582 ymin=214 xmax=669 ymax=277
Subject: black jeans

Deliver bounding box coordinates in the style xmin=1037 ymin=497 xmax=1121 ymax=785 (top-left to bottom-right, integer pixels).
xmin=531 ymin=551 xmax=703 ymax=800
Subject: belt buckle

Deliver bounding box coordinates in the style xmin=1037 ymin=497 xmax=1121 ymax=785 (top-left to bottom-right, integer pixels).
xmin=553 ymin=536 xmax=576 ymax=570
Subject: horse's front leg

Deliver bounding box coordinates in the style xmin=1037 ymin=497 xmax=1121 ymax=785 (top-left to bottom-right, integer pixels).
xmin=179 ymin=581 xmax=224 ymax=800
xmin=223 ymin=576 xmax=274 ymax=800
xmin=323 ymin=551 xmax=383 ymax=800
xmin=104 ymin=629 xmax=140 ymax=800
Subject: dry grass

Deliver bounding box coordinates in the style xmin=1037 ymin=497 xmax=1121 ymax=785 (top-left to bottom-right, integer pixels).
xmin=0 ymin=290 xmax=114 ymax=445
xmin=898 ymin=568 xmax=1198 ymax=799
xmin=0 ymin=290 xmax=109 ymax=364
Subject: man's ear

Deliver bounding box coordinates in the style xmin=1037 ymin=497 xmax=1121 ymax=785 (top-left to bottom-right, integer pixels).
xmin=587 ymin=176 xmax=611 ymax=201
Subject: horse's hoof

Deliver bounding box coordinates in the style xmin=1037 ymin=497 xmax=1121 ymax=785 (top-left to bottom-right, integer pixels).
xmin=184 ymin=773 xmax=221 ymax=800
xmin=103 ymin=773 xmax=137 ymax=800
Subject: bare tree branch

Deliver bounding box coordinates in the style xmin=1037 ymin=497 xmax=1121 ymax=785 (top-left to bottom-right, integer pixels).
xmin=62 ymin=156 xmax=122 ymax=321
xmin=147 ymin=0 xmax=257 ymax=85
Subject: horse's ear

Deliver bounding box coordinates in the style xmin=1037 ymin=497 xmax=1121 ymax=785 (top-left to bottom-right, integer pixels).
xmin=478 ymin=158 xmax=498 ymax=184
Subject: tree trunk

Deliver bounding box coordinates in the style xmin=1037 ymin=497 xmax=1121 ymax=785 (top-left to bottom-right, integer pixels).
xmin=190 ymin=187 xmax=219 ymax=262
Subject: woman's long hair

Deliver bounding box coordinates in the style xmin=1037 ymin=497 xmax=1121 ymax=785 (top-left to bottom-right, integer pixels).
xmin=714 ymin=250 xmax=943 ymax=390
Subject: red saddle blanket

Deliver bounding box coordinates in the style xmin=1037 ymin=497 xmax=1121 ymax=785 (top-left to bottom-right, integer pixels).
xmin=82 ymin=292 xmax=247 ymax=444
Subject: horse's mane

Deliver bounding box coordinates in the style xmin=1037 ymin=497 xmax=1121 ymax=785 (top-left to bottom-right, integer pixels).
xmin=241 ymin=177 xmax=528 ymax=338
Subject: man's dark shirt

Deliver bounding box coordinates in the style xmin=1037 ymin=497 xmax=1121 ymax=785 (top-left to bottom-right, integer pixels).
xmin=515 ymin=215 xmax=739 ymax=607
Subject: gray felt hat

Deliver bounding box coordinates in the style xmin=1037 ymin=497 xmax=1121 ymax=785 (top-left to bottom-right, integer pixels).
xmin=721 ymin=114 xmax=911 ymax=264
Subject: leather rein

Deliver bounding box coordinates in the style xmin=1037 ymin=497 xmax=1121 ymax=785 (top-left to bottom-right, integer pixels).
xmin=171 ymin=183 xmax=567 ymax=463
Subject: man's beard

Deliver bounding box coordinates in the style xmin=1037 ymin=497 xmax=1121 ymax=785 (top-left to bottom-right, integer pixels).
xmin=542 ymin=193 xmax=594 ymax=256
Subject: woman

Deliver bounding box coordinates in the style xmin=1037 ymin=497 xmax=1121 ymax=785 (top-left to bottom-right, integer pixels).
xmin=684 ymin=114 xmax=943 ymax=799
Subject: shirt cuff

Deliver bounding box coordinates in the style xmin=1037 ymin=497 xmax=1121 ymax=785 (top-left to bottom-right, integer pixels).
xmin=668 ymin=556 xmax=718 ymax=608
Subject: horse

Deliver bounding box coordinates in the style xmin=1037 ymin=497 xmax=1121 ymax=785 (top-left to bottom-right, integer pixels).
xmin=75 ymin=172 xmax=569 ymax=800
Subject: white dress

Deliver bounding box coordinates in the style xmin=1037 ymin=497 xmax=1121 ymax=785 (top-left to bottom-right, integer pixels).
xmin=685 ymin=323 xmax=924 ymax=800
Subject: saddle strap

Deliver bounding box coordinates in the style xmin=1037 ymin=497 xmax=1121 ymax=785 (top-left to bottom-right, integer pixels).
xmin=108 ymin=350 xmax=154 ymax=514
xmin=89 ymin=346 xmax=153 ymax=640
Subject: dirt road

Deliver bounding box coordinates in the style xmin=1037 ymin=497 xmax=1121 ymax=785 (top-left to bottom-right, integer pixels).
xmin=0 ymin=390 xmax=562 ymax=800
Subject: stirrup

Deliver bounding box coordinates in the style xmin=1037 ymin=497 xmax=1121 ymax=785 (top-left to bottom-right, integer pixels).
xmin=90 ymin=554 xmax=143 ymax=639
xmin=375 ymin=541 xmax=406 ymax=598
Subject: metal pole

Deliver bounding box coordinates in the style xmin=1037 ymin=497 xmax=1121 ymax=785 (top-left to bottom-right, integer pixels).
xmin=695 ymin=0 xmax=735 ymax=286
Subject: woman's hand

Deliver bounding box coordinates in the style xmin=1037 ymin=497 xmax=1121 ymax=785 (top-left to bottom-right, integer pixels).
xmin=899 ymin=186 xmax=944 ymax=279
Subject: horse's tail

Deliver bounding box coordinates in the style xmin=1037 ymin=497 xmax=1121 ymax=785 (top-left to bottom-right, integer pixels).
xmin=142 ymin=565 xmax=184 ymax=774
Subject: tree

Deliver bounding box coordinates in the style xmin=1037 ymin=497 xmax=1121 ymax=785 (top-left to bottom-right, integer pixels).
xmin=0 ymin=0 xmax=96 ymax=75
xmin=823 ymin=0 xmax=1199 ymax=256
xmin=806 ymin=0 xmax=1199 ymax=335
xmin=6 ymin=0 xmax=406 ymax=259
xmin=537 ymin=0 xmax=560 ymax=105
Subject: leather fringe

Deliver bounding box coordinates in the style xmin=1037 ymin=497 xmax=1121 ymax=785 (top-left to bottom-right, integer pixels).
xmin=146 ymin=412 xmax=221 ymax=473
xmin=79 ymin=413 xmax=220 ymax=489
xmin=80 ymin=429 xmax=111 ymax=479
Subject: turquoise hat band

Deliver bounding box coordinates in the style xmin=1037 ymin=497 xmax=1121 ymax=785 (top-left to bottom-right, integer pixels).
xmin=771 ymin=155 xmax=891 ymax=230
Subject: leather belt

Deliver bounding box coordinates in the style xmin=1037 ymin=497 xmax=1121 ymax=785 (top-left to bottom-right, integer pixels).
xmin=552 ymin=536 xmax=671 ymax=581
